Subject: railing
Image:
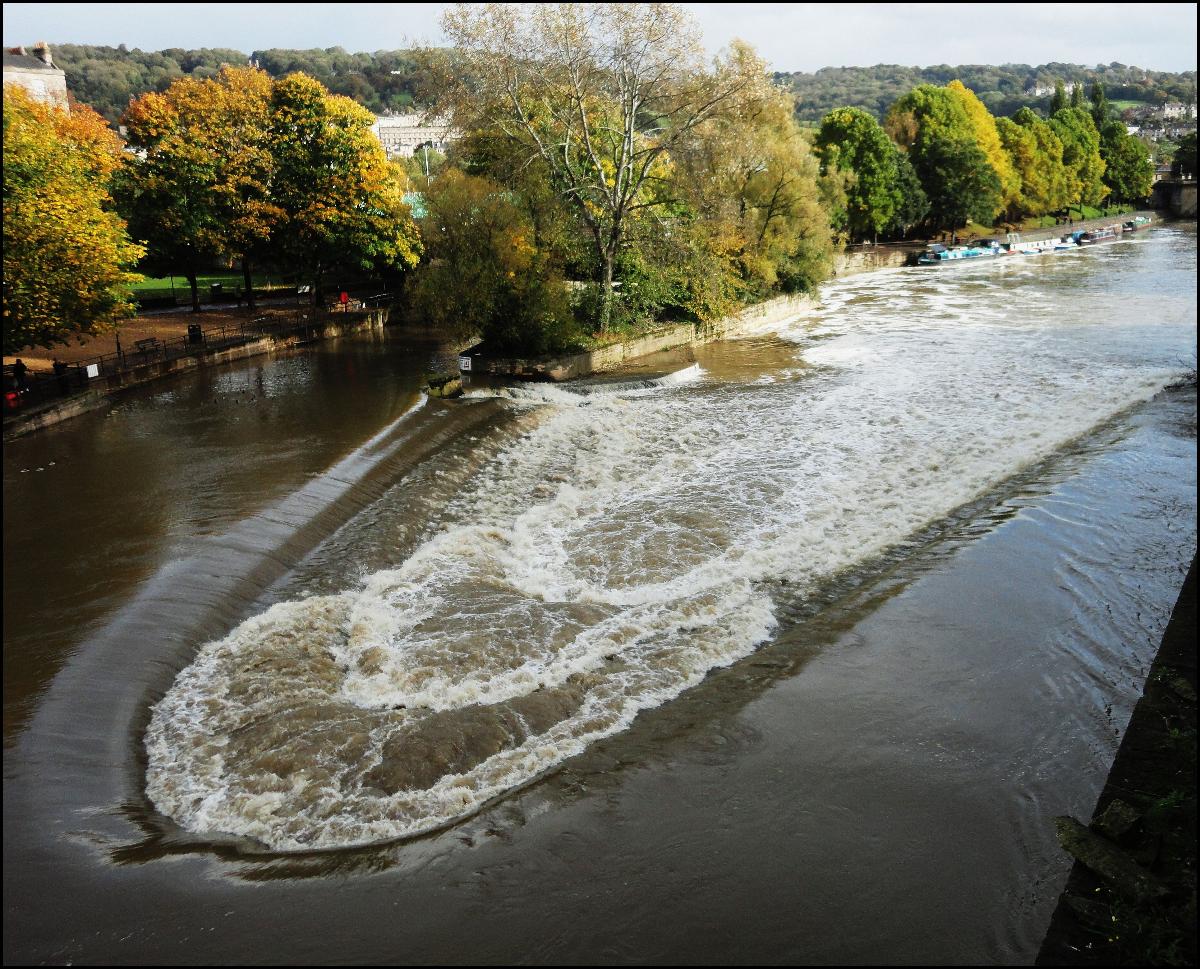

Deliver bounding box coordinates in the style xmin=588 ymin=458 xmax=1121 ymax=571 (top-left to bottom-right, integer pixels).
xmin=4 ymin=302 xmax=390 ymax=414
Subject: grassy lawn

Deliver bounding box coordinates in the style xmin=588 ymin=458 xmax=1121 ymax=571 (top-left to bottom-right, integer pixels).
xmin=957 ymin=204 xmax=1137 ymax=239
xmin=130 ymin=272 xmax=296 ymax=301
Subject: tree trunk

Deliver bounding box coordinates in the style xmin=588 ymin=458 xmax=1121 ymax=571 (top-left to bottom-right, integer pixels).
xmin=186 ymin=273 xmax=200 ymax=313
xmin=599 ymin=255 xmax=614 ymax=334
xmin=242 ymin=257 xmax=256 ymax=311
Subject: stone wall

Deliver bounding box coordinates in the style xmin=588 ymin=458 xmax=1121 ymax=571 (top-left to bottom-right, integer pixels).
xmin=832 ymin=247 xmax=914 ymax=277
xmin=4 ymin=309 xmax=390 ymax=441
xmin=464 ymin=292 xmax=818 ymax=382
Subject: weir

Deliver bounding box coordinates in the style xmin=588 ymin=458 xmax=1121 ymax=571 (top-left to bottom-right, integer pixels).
xmin=4 ymin=223 xmax=1195 ymax=964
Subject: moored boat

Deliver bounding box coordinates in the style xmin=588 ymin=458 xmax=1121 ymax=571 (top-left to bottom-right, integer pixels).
xmin=1123 ymin=215 xmax=1152 ymax=233
xmin=1073 ymin=225 xmax=1123 ymax=246
xmin=916 ymin=239 xmax=1009 ymax=265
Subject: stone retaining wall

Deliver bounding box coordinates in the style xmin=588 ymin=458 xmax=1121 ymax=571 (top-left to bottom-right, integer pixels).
xmin=4 ymin=308 xmax=390 ymax=440
xmin=467 ymin=292 xmax=818 ymax=382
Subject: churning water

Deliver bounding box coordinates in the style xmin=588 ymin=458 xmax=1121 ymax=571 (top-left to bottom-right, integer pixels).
xmin=143 ymin=229 xmax=1197 ymax=852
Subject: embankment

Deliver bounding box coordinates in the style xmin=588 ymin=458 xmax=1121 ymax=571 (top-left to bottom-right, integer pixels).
xmin=4 ymin=309 xmax=392 ymax=441
xmin=1036 ymin=553 xmax=1197 ymax=965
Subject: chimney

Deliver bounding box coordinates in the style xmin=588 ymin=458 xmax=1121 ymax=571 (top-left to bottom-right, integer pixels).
xmin=31 ymin=41 xmax=53 ymax=67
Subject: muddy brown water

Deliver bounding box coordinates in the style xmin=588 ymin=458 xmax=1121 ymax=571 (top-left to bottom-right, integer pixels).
xmin=3 ymin=225 xmax=1196 ymax=964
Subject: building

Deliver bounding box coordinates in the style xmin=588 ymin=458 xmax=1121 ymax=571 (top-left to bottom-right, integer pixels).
xmin=370 ymin=113 xmax=454 ymax=160
xmin=1027 ymin=80 xmax=1081 ymax=98
xmin=1161 ymin=102 xmax=1196 ymax=121
xmin=3 ymin=42 xmax=68 ymax=109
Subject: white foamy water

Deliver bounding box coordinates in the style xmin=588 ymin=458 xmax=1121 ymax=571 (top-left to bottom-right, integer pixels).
xmin=146 ymin=231 xmax=1196 ymax=851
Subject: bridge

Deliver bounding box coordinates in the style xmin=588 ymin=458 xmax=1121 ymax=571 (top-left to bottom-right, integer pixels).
xmin=1153 ymin=177 xmax=1197 ymax=218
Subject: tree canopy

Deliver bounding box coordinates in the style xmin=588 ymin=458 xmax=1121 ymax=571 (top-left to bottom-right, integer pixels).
xmin=118 ymin=67 xmax=421 ymax=307
xmin=435 ymin=3 xmax=829 ymax=334
xmin=3 ymin=87 xmax=143 ymax=353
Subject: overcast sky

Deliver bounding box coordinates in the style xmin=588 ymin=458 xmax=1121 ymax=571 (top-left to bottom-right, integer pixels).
xmin=4 ymin=3 xmax=1197 ymax=73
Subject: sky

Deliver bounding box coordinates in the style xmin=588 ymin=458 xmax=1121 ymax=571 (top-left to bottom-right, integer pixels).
xmin=3 ymin=2 xmax=1197 ymax=73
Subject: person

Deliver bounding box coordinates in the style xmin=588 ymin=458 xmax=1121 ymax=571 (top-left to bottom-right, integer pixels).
xmin=52 ymin=358 xmax=70 ymax=395
xmin=13 ymin=358 xmax=28 ymax=393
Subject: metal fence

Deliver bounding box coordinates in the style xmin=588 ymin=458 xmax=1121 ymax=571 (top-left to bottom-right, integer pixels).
xmin=4 ymin=302 xmax=391 ymax=414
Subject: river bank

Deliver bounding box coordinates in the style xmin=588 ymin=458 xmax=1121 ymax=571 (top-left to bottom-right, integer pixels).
xmin=1037 ymin=552 xmax=1197 ymax=965
xmin=458 ymin=211 xmax=1165 ymax=383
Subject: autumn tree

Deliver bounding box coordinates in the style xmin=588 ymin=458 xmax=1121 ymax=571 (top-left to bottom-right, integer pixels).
xmin=405 ymin=169 xmax=574 ymax=353
xmin=437 ymin=2 xmax=761 ymax=331
xmin=1049 ymin=106 xmax=1107 ymax=212
xmin=944 ymin=80 xmax=1020 ymax=214
xmin=886 ymin=84 xmax=1002 ymax=231
xmin=119 ymin=66 xmax=278 ymax=310
xmin=3 ymin=87 xmax=143 ymax=353
xmin=267 ymin=73 xmax=421 ymax=303
xmin=997 ymin=111 xmax=1070 ymax=218
xmin=674 ymin=44 xmax=831 ymax=305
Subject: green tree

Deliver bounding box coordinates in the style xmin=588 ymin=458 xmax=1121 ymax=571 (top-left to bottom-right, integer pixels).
xmin=889 ymin=148 xmax=929 ymax=235
xmin=1050 ymin=106 xmax=1108 ymax=212
xmin=1089 ymin=80 xmax=1111 ymax=129
xmin=815 ymin=107 xmax=901 ymax=242
xmin=917 ymin=137 xmax=1002 ymax=230
xmin=405 ymin=169 xmax=574 ymax=354
xmin=437 ymin=2 xmax=760 ymax=332
xmin=1174 ymin=131 xmax=1197 ymax=177
xmin=267 ymin=73 xmax=422 ymax=302
xmin=1050 ymin=80 xmax=1068 ymax=115
xmin=1099 ymin=120 xmax=1153 ymax=203
xmin=3 ymin=87 xmax=143 ymax=353
xmin=887 ymin=84 xmax=1002 ymax=231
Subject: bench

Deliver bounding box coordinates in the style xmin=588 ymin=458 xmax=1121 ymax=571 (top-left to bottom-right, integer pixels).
xmin=134 ymin=338 xmax=162 ymax=357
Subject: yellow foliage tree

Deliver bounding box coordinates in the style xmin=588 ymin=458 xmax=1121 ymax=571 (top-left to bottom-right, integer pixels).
xmin=945 ymin=80 xmax=1021 ymax=213
xmin=3 ymin=87 xmax=143 ymax=353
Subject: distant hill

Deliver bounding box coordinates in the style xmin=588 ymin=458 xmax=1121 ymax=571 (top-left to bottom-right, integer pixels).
xmin=779 ymin=62 xmax=1197 ymax=122
xmin=47 ymin=44 xmax=425 ymax=123
xmin=37 ymin=45 xmax=1200 ymax=126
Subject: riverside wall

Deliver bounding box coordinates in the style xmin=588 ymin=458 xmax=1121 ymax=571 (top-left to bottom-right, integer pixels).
xmin=463 ymin=292 xmax=818 ymax=382
xmin=4 ymin=309 xmax=390 ymax=441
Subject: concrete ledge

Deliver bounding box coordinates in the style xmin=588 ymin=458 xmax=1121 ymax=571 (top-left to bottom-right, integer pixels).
xmin=465 ymin=292 xmax=818 ymax=382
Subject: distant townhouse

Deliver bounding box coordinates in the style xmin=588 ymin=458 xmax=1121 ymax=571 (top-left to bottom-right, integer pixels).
xmin=1161 ymin=101 xmax=1196 ymax=121
xmin=3 ymin=41 xmax=68 ymax=109
xmin=1026 ymin=80 xmax=1081 ymax=98
xmin=370 ymin=113 xmax=455 ymax=160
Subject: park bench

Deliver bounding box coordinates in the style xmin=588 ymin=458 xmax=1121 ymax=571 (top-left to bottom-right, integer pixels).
xmin=133 ymin=338 xmax=162 ymax=358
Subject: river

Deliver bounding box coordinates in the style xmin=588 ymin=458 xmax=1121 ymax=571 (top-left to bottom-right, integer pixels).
xmin=3 ymin=224 xmax=1195 ymax=964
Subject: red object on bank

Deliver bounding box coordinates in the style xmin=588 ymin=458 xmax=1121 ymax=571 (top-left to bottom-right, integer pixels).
xmin=339 ymin=291 xmax=349 ymax=304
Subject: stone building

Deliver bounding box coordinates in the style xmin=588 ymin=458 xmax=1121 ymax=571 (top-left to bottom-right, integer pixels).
xmin=370 ymin=113 xmax=454 ymax=160
xmin=3 ymin=42 xmax=68 ymax=109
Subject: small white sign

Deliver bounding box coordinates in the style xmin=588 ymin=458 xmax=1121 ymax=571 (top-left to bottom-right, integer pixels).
xmin=86 ymin=363 xmax=100 ymax=379
xmin=458 ymin=356 xmax=472 ymax=372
